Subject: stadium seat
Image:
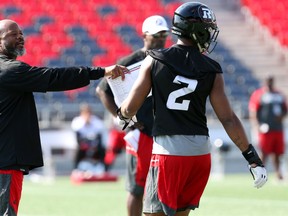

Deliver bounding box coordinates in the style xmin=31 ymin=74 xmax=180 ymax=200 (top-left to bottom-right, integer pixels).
xmin=97 ymin=4 xmax=117 ymax=17
xmin=34 ymin=16 xmax=54 ymax=26
xmin=116 ymin=25 xmax=136 ymax=35
xmin=241 ymin=0 xmax=288 ymax=48
xmin=22 ymin=25 xmax=40 ymax=36
xmin=0 ymin=0 xmax=14 ymax=7
xmin=78 ymin=12 xmax=102 ymax=26
xmin=43 ymin=34 xmax=75 ymax=49
xmin=164 ymin=2 xmax=181 ymax=16
xmin=40 ymin=23 xmax=66 ymax=34
xmin=92 ymin=55 xmax=116 ymax=67
xmin=20 ymin=5 xmax=48 ymax=19
xmin=123 ymin=36 xmax=143 ymax=50
xmin=62 ymin=54 xmax=92 ymax=67
xmin=66 ymin=25 xmax=88 ymax=35
xmin=6 ymin=14 xmax=32 ymax=27
xmin=17 ymin=54 xmax=43 ymax=66
xmin=6 ymin=0 xmax=257 ymax=120
xmin=103 ymin=14 xmax=128 ymax=30
xmin=44 ymin=58 xmax=65 ymax=67
xmin=1 ymin=5 xmax=22 ymax=17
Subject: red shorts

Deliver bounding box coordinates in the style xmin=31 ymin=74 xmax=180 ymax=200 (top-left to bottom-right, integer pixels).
xmin=0 ymin=170 xmax=24 ymax=215
xmin=143 ymin=154 xmax=211 ymax=215
xmin=258 ymin=131 xmax=285 ymax=155
xmin=104 ymin=129 xmax=126 ymax=165
xmin=125 ymin=132 xmax=153 ymax=195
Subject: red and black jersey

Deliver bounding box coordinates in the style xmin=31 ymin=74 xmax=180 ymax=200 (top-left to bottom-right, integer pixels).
xmin=249 ymin=87 xmax=287 ymax=131
xmin=148 ymin=45 xmax=222 ymax=136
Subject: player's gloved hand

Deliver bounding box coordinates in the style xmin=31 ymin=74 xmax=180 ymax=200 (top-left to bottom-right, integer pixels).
xmin=116 ymin=108 xmax=136 ymax=130
xmin=242 ymin=144 xmax=268 ymax=189
xmin=248 ymin=165 xmax=268 ymax=188
xmin=116 ymin=115 xmax=133 ymax=130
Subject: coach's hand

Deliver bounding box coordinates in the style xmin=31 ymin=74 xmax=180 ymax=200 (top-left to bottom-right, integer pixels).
xmin=105 ymin=64 xmax=127 ymax=80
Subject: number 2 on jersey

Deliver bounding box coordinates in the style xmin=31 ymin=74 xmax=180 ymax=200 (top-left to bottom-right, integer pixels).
xmin=166 ymin=75 xmax=198 ymax=111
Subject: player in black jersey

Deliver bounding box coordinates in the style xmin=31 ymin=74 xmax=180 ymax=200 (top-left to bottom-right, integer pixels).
xmin=118 ymin=2 xmax=268 ymax=216
xmin=96 ymin=15 xmax=169 ymax=216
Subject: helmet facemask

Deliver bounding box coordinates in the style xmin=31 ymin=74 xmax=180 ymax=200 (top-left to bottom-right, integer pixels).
xmin=190 ymin=22 xmax=219 ymax=53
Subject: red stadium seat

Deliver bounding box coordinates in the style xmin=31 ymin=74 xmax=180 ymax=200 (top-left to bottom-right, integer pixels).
xmin=42 ymin=30 xmax=74 ymax=44
xmin=92 ymin=55 xmax=117 ymax=67
xmin=40 ymin=24 xmax=66 ymax=35
xmin=164 ymin=2 xmax=181 ymax=16
xmin=78 ymin=12 xmax=102 ymax=26
xmin=24 ymin=35 xmax=48 ymax=47
xmin=242 ymin=0 xmax=288 ymax=48
xmin=5 ymin=0 xmax=183 ymax=71
xmin=6 ymin=14 xmax=32 ymax=28
xmin=103 ymin=14 xmax=128 ymax=30
xmin=17 ymin=54 xmax=43 ymax=66
xmin=86 ymin=0 xmax=109 ymax=8
xmin=278 ymin=31 xmax=288 ymax=47
xmin=0 ymin=0 xmax=16 ymax=8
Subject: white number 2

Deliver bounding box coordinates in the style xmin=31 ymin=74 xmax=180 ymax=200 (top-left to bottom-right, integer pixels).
xmin=166 ymin=75 xmax=198 ymax=111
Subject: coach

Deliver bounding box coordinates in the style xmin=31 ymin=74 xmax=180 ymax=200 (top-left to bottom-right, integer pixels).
xmin=0 ymin=19 xmax=126 ymax=215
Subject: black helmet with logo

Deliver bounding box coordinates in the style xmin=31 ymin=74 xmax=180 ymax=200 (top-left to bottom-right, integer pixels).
xmin=171 ymin=2 xmax=219 ymax=53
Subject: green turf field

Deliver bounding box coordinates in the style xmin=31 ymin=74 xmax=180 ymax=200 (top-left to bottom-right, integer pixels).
xmin=19 ymin=174 xmax=288 ymax=216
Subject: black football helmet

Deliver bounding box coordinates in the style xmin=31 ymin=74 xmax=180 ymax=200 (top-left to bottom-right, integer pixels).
xmin=171 ymin=2 xmax=219 ymax=53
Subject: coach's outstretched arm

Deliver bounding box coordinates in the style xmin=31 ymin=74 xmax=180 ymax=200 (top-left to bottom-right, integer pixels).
xmin=209 ymin=73 xmax=268 ymax=189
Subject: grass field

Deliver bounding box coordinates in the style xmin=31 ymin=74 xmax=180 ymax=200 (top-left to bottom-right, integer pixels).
xmin=18 ymin=174 xmax=288 ymax=216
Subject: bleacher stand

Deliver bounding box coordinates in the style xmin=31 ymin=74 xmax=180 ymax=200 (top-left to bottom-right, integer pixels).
xmin=0 ymin=0 xmax=262 ymax=123
xmin=241 ymin=0 xmax=288 ymax=63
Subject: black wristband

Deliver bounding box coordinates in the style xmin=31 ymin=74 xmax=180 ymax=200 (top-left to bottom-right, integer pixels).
xmin=116 ymin=108 xmax=131 ymax=130
xmin=116 ymin=108 xmax=130 ymax=120
xmin=89 ymin=67 xmax=105 ymax=80
xmin=242 ymin=144 xmax=264 ymax=167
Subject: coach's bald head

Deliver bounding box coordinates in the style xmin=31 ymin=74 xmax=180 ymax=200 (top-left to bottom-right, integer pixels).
xmin=0 ymin=19 xmax=25 ymax=59
xmin=0 ymin=19 xmax=17 ymax=31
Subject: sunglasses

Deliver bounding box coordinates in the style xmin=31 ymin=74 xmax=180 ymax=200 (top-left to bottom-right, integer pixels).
xmin=148 ymin=31 xmax=169 ymax=38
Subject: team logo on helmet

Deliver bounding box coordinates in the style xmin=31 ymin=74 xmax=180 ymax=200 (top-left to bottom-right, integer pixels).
xmin=199 ymin=6 xmax=216 ymax=23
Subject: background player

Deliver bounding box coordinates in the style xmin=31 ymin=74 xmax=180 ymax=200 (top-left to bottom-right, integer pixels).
xmin=96 ymin=15 xmax=169 ymax=216
xmin=249 ymin=76 xmax=287 ymax=180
